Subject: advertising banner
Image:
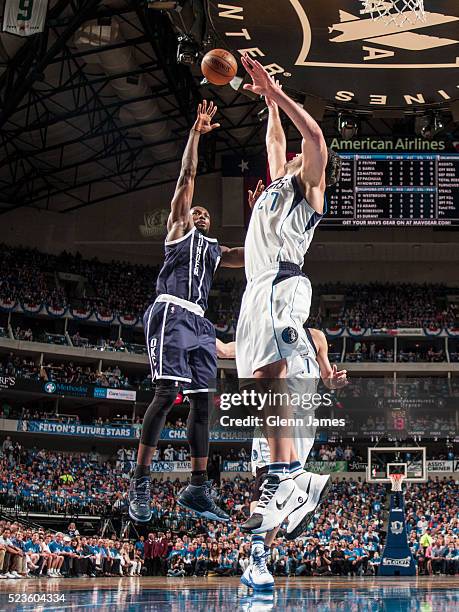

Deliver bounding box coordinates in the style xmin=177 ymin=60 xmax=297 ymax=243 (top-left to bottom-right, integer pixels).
xmin=222 ymin=460 xmax=251 ymax=472
xmin=18 ymin=420 xmax=138 ymax=439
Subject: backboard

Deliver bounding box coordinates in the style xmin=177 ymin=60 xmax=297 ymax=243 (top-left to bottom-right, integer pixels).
xmin=367 ymin=446 xmax=427 ymax=483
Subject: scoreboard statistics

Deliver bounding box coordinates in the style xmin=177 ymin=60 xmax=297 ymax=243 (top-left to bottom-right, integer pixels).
xmin=326 ymin=154 xmax=459 ymax=227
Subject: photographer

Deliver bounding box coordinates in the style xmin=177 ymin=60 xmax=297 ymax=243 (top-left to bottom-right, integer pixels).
xmin=313 ymin=547 xmax=332 ymax=576
xmin=330 ymin=541 xmax=347 ymax=576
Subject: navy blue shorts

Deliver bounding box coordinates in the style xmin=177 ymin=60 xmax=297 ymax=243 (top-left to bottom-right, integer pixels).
xmin=143 ymin=301 xmax=217 ymax=393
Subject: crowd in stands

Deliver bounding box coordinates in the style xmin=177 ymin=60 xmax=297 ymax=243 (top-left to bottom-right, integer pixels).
xmin=0 ymin=246 xmax=66 ymax=309
xmin=335 ymin=283 xmax=457 ymax=330
xmin=0 ymin=444 xmax=380 ymax=519
xmin=1 ymin=245 xmax=458 ymax=331
xmin=0 ymin=354 xmax=41 ymax=380
xmin=0 ymin=445 xmax=124 ymax=516
xmin=398 ymin=348 xmax=446 ymax=363
xmin=13 ymin=327 xmax=33 ymax=342
xmin=0 ymin=472 xmax=457 ymax=579
xmin=309 ymin=445 xmax=356 ymax=462
xmin=0 ymin=521 xmax=143 ymax=579
xmin=0 ymin=352 xmax=152 ymax=390
xmin=42 ymin=361 xmax=131 ymax=388
xmin=71 ymin=333 xmax=146 ymax=355
xmin=6 ymin=325 xmax=148 ymax=354
xmin=345 ymin=342 xmax=446 ymax=363
xmin=345 ymin=341 xmax=394 ymax=363
xmin=0 ymin=244 xmax=157 ymax=317
xmin=0 ymin=439 xmax=457 ymax=578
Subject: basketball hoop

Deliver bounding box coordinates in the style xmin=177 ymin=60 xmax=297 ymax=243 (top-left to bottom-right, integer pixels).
xmin=360 ymin=0 xmax=426 ymax=27
xmin=389 ymin=473 xmax=405 ymax=491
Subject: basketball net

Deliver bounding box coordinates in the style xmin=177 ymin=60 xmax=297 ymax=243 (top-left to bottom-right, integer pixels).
xmin=360 ymin=0 xmax=426 ymax=27
xmin=389 ymin=473 xmax=405 ymax=491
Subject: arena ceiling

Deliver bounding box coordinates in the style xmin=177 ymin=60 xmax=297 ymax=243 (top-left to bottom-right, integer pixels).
xmin=0 ymin=0 xmax=458 ymax=215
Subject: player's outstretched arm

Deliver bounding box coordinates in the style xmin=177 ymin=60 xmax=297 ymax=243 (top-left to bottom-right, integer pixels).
xmin=265 ymin=84 xmax=287 ymax=181
xmin=242 ymin=56 xmax=327 ymax=194
xmin=309 ymin=328 xmax=348 ymax=389
xmin=220 ymin=245 xmax=244 ymax=268
xmin=216 ymin=339 xmax=236 ymax=359
xmin=167 ymin=101 xmax=220 ymax=242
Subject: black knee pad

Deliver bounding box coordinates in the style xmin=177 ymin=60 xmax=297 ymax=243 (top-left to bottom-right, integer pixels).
xmin=140 ymin=380 xmax=181 ymax=447
xmin=187 ymin=393 xmax=209 ymax=458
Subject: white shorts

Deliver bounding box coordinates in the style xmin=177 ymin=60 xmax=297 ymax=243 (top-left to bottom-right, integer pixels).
xmin=236 ymin=264 xmax=312 ymax=377
xmin=250 ymin=376 xmax=319 ymax=475
xmin=250 ymin=420 xmax=317 ymax=474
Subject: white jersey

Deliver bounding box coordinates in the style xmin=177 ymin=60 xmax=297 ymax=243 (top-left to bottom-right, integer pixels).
xmin=245 ymin=174 xmax=324 ymax=280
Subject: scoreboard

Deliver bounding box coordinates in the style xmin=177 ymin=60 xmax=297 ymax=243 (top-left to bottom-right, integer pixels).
xmin=325 ymin=154 xmax=459 ymax=227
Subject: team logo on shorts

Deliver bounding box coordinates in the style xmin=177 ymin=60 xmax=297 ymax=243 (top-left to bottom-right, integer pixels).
xmin=251 ymin=449 xmax=258 ymax=461
xmin=282 ymin=327 xmax=298 ymax=344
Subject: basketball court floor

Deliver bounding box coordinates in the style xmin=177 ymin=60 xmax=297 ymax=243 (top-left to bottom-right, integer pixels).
xmin=2 ymin=576 xmax=458 ymax=611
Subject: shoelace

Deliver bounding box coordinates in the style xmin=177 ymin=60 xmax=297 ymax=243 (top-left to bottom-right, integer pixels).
xmin=257 ymin=479 xmax=279 ymax=509
xmin=134 ymin=479 xmax=150 ymax=505
xmin=253 ymin=552 xmax=270 ymax=575
xmin=203 ymin=483 xmax=218 ymax=508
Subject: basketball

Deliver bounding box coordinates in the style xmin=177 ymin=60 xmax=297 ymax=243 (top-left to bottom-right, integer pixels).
xmin=201 ymin=49 xmax=237 ymax=86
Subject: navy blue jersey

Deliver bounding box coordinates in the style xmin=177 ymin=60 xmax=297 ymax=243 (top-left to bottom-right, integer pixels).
xmin=156 ymin=227 xmax=221 ymax=312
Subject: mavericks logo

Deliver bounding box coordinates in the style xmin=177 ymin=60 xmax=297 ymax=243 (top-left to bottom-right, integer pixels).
xmin=282 ymin=327 xmax=298 ymax=344
xmin=390 ymin=520 xmax=404 ymax=535
xmin=208 ymin=1 xmax=459 ymax=109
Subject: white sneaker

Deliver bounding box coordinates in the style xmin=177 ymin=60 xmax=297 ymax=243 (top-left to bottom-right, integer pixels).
xmin=286 ymin=472 xmax=331 ymax=540
xmin=10 ymin=571 xmax=21 ymax=579
xmin=291 ymin=470 xmax=313 ymax=492
xmin=242 ymin=474 xmax=307 ymax=534
xmin=240 ymin=547 xmax=274 ymax=591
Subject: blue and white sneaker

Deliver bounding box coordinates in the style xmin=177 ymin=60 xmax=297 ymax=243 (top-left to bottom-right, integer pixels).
xmin=177 ymin=481 xmax=229 ymax=522
xmin=240 ymin=549 xmax=274 ymax=591
xmin=128 ymin=476 xmax=152 ymax=522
